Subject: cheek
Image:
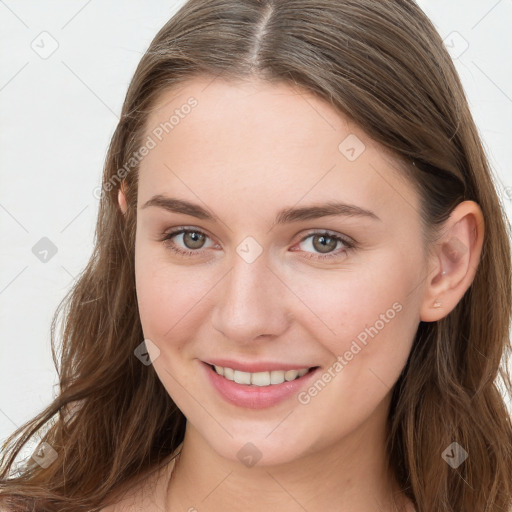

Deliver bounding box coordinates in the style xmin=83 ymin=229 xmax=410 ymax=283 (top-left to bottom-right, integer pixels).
xmin=288 ymin=248 xmax=421 ymax=381
xmin=134 ymin=243 xmax=216 ymax=348
xmin=286 ymin=266 xmax=420 ymax=445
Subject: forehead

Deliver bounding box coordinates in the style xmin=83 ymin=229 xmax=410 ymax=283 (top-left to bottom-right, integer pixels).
xmin=137 ymin=76 xmax=420 ymax=227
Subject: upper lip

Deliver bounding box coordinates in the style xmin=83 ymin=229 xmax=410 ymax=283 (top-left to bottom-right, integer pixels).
xmin=203 ymin=359 xmax=319 ymax=373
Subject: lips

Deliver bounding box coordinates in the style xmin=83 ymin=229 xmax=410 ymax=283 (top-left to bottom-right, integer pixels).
xmin=201 ymin=360 xmax=321 ymax=409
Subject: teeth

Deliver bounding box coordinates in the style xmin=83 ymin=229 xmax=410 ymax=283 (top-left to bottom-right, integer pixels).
xmin=212 ymin=365 xmax=311 ymax=386
xmin=234 ymin=370 xmax=252 ymax=385
xmin=223 ymin=367 xmax=234 ymax=380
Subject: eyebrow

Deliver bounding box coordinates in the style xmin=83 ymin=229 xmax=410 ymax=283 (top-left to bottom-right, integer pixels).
xmin=141 ymin=194 xmax=381 ymax=225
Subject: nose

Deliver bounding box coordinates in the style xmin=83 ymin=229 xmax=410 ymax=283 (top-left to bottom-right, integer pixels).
xmin=211 ymin=253 xmax=292 ymax=344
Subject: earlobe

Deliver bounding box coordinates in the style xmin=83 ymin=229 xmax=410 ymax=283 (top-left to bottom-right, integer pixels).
xmin=419 ymin=200 xmax=484 ymax=322
xmin=118 ymin=183 xmax=128 ymax=215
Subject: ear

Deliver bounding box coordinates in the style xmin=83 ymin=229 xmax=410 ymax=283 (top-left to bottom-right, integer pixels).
xmin=118 ymin=181 xmax=128 ymax=215
xmin=420 ymin=200 xmax=485 ymax=322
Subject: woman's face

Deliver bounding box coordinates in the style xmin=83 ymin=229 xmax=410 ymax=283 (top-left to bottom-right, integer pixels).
xmin=131 ymin=76 xmax=430 ymax=465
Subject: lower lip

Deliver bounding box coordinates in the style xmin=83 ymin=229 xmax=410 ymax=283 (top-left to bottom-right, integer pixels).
xmin=201 ymin=361 xmax=320 ymax=409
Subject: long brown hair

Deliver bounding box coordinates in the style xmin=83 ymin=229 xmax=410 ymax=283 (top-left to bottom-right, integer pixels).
xmin=1 ymin=1 xmax=511 ymax=510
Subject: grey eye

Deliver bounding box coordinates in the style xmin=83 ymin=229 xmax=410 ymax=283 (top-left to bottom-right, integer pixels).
xmin=182 ymin=231 xmax=206 ymax=249
xmin=311 ymin=234 xmax=338 ymax=254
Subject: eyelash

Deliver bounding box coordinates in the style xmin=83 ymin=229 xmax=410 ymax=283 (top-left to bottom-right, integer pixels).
xmin=159 ymin=227 xmax=356 ymax=261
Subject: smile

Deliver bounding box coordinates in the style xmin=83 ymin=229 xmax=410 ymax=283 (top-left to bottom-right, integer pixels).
xmin=201 ymin=361 xmax=321 ymax=409
xmin=210 ymin=364 xmax=315 ymax=386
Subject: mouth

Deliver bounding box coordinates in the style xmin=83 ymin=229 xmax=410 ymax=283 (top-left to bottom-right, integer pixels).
xmin=206 ymin=363 xmax=320 ymax=387
xmin=201 ymin=361 xmax=322 ymax=409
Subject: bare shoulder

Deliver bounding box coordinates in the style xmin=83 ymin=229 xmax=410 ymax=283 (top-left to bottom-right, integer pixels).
xmin=99 ymin=456 xmax=177 ymax=512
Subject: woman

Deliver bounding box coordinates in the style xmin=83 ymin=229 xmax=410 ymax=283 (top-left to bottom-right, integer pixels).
xmin=1 ymin=1 xmax=511 ymax=511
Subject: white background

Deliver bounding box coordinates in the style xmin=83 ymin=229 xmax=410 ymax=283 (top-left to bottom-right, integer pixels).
xmin=1 ymin=0 xmax=511 ymax=445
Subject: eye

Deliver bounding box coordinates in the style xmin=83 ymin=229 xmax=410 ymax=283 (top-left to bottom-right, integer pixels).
xmin=160 ymin=227 xmax=217 ymax=257
xmin=293 ymin=230 xmax=355 ymax=261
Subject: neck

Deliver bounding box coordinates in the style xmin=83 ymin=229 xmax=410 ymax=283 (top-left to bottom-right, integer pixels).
xmin=166 ymin=395 xmax=411 ymax=511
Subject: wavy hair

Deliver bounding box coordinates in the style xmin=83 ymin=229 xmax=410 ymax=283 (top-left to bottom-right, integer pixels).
xmin=1 ymin=1 xmax=511 ymax=510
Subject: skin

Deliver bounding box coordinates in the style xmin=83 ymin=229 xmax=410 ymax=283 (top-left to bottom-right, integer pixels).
xmin=115 ymin=76 xmax=484 ymax=511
